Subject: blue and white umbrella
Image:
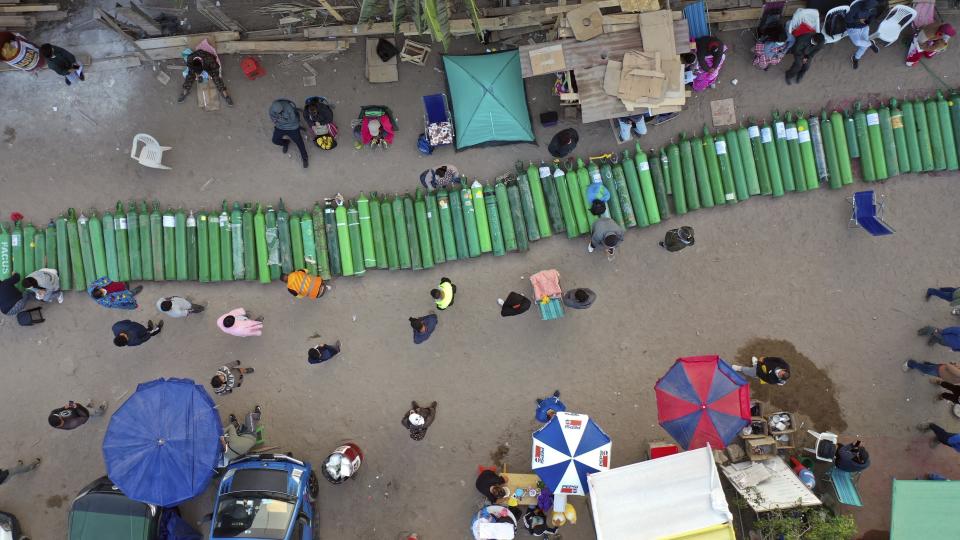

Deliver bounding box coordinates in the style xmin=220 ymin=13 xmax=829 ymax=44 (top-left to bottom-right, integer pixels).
xmin=531 ymin=411 xmax=611 ymax=496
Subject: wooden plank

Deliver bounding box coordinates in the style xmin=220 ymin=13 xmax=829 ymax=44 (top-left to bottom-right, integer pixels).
xmin=219 ymin=39 xmax=351 ymax=54
xmin=116 ymin=6 xmax=162 ymax=36
xmin=33 ymin=10 xmax=65 ymax=21
xmin=0 ymin=4 xmax=57 ymax=12
xmin=135 ymin=31 xmax=240 ymax=50
xmin=545 ymin=0 xmax=619 ymax=15
xmin=87 ymin=54 xmax=142 ymax=71
xmin=316 ymin=0 xmax=345 ymax=22
xmin=304 ymin=12 xmax=555 ymax=38
xmin=519 ymin=31 xmax=643 ymax=78
xmin=94 ymin=7 xmax=149 ymax=60
xmin=0 ymin=14 xmax=33 ymax=25
xmin=196 ymin=0 xmax=244 ymax=32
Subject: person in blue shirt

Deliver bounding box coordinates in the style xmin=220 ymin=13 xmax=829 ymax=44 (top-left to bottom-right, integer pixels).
xmin=113 ymin=319 xmax=162 ymax=347
xmin=918 ymin=422 xmax=960 ymax=451
xmin=918 ymin=326 xmax=960 ymax=352
xmin=409 ymin=314 xmax=438 ymax=344
xmin=535 ymin=390 xmax=566 ymax=423
xmin=834 ymin=441 xmax=870 ymax=472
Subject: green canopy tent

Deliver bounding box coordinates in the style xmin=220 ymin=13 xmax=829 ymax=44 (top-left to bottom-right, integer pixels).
xmin=442 ymin=51 xmax=536 ymax=151
xmin=890 ymin=479 xmax=960 ymax=538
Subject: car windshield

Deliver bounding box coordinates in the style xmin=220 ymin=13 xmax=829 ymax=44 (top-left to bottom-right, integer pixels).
xmin=213 ymin=494 xmax=295 ymax=539
xmin=68 ymin=492 xmax=155 ymax=540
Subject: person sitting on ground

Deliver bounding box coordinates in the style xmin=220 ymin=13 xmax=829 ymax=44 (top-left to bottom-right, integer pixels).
xmin=535 ymin=390 xmax=566 ymax=423
xmin=410 ymin=314 xmax=438 ymax=344
xmin=88 ymin=276 xmax=141 ymax=310
xmin=753 ymin=27 xmax=792 ymax=71
xmin=112 ymin=319 xmax=162 ymax=347
xmin=617 ymin=115 xmax=648 ymax=142
xmin=419 ymin=165 xmax=461 ymax=191
xmin=221 ymin=405 xmax=262 ymax=464
xmin=48 ymin=401 xmax=107 ymax=430
xmin=308 ymin=341 xmax=341 ymax=365
xmin=907 ymin=23 xmax=955 ymax=67
xmin=0 ymin=272 xmax=26 ymax=316
xmin=563 ymin=288 xmax=596 ymax=309
xmin=834 ymin=440 xmax=870 ymax=473
xmin=784 ymin=31 xmax=823 ymax=85
xmin=660 ymin=226 xmax=695 ymax=252
xmin=431 ymin=277 xmax=456 ymax=310
xmin=178 ymin=48 xmax=233 ymax=105
xmin=217 ymin=308 xmax=264 ymax=337
xmin=475 ymin=469 xmax=509 ymax=504
xmin=282 ymin=269 xmax=326 ymax=299
xmin=733 ymin=356 xmax=791 ymax=385
xmin=156 ymin=296 xmax=204 ymax=318
xmin=401 ymin=401 xmax=437 ymax=441
xmin=23 ymin=268 xmax=63 ymax=304
xmin=548 ymin=128 xmax=579 ymax=158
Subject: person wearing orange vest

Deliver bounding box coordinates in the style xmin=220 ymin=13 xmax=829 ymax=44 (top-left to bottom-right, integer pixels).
xmin=282 ymin=270 xmax=326 ymax=299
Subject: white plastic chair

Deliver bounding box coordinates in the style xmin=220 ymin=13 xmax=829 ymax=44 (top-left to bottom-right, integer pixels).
xmin=823 ymin=5 xmax=851 ymax=43
xmin=870 ymin=5 xmax=917 ymax=45
xmin=787 ymin=8 xmax=821 ymax=35
xmin=130 ymin=133 xmax=172 ymax=170
xmin=804 ymin=430 xmax=839 ymax=462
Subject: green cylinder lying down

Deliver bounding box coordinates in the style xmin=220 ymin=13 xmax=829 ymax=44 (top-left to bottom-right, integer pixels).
xmin=648 ymin=149 xmax=669 ymax=221
xmin=494 ymin=182 xmax=518 ymax=251
xmin=564 ymin=165 xmax=589 ymax=235
xmin=44 ymin=222 xmax=57 ymax=276
xmin=785 ymin=118 xmax=806 ymax=192
xmin=380 ymin=196 xmax=400 ymax=270
xmin=809 ymin=115 xmax=830 ymax=185
xmin=336 ymin=199 xmax=355 ymax=276
xmin=66 ymin=211 xmax=85 ymax=289
xmin=537 ymin=165 xmax=565 ymax=235
xmin=138 ymin=202 xmax=153 ymax=281
xmin=853 ymin=105 xmax=876 ymax=181
xmin=125 ymin=203 xmax=142 ymax=281
xmin=878 ymin=105 xmax=900 ymax=178
xmin=821 ymin=113 xmax=843 ymax=189
xmin=289 ymin=212 xmax=304 ymax=274
xmin=414 ymin=190 xmax=434 ymax=269
xmin=713 ymin=131 xmax=737 ymax=203
xmin=600 ymin=160 xmax=624 ymax=225
xmin=150 ymin=203 xmax=165 ymax=282
xmin=576 ymin=158 xmax=596 ymax=228
xmin=311 ymin=203 xmax=329 ymax=279
xmin=620 ymin=151 xmax=650 ymax=227
xmin=889 ymin=101 xmax=912 ymax=174
xmin=54 ymin=217 xmax=70 ymax=290
xmin=829 ymin=111 xmax=854 ymax=185
xmin=186 ymin=211 xmax=198 ymax=281
xmin=737 ymin=127 xmax=761 ymax=196
xmin=701 ymin=131 xmax=724 ymax=206
xmin=865 ymin=106 xmax=888 ymax=180
xmin=506 ymin=182 xmax=529 ymax=252
xmin=77 ymin=212 xmax=96 ymax=287
xmin=678 ymin=137 xmax=700 ymax=211
xmin=300 ymin=211 xmax=318 ymax=276
xmin=254 ymin=205 xmax=270 ymax=284
xmin=0 ymin=224 xmax=10 ymax=281
xmin=347 ymin=202 xmax=366 ymax=275
xmin=461 ymin=188 xmax=481 ymax=259
xmin=21 ymin=223 xmax=35 ymax=278
xmin=936 ymin=91 xmax=959 ymax=170
xmin=844 ymin=110 xmax=860 ymax=159
xmin=634 ymin=149 xmax=661 ymax=224
xmin=207 ymin=211 xmax=221 ymax=282
xmin=321 ymin=199 xmax=340 ymax=277
xmin=926 ymin=98 xmax=947 ymax=171
xmin=115 ymin=203 xmax=131 ymax=281
xmin=897 ymin=100 xmax=921 ymax=173
xmin=162 ymin=208 xmax=177 ymax=281
xmin=230 ymin=202 xmax=245 ymax=280
xmin=913 ymin=100 xmax=935 ymax=172
xmin=242 ymin=205 xmax=257 ymax=281
xmin=725 ymin=130 xmax=749 ymax=201
xmin=357 ymin=193 xmax=377 ymax=269
xmin=173 ymin=208 xmax=188 ymax=281
xmin=773 ymin=112 xmax=795 ymax=192
xmin=402 ymin=195 xmax=421 ymax=270
xmin=484 ymin=185 xmax=506 ymax=255
xmin=391 ymin=196 xmax=411 ymax=270
xmin=553 ymin=168 xmax=580 ymax=236
xmin=197 ymin=212 xmax=210 ymax=282
xmin=436 ymin=189 xmax=458 ymax=261
xmin=471 ymin=180 xmax=494 ymax=252
xmin=268 ymin=206 xmax=282 ymax=281
xmin=526 ymin=162 xmax=552 ymax=238
xmin=761 ymin=124 xmax=785 ymax=197
xmin=950 ymin=94 xmax=960 ymax=166
xmin=275 ymin=201 xmax=292 ymax=276
xmin=10 ymin=222 xmax=23 ymax=286
xmin=796 ymin=117 xmax=819 ymax=190
xmin=219 ymin=203 xmax=233 ymax=281
xmin=425 ymin=191 xmax=445 ymax=265
xmin=665 ymin=145 xmax=686 ymax=215
xmin=611 ymin=160 xmax=639 ymax=226
xmin=448 ymin=186 xmax=470 ymax=257
xmin=103 ymin=211 xmax=122 ymax=280
xmin=747 ymin=125 xmax=771 ymax=195
xmin=369 ymin=195 xmax=387 ymax=270
xmin=517 ymin=171 xmax=540 ymax=242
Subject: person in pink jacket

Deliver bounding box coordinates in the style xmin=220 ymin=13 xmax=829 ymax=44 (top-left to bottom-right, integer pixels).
xmin=216 ymin=308 xmax=263 ymax=337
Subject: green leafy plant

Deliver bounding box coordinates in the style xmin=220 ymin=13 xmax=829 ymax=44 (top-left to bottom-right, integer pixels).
xmin=358 ymin=0 xmax=389 ymax=23
xmin=463 ymin=0 xmax=483 ymax=41
xmin=422 ymin=0 xmax=451 ymax=50
xmin=753 ymin=506 xmax=857 ymax=540
xmin=390 ymin=0 xmax=407 ymax=32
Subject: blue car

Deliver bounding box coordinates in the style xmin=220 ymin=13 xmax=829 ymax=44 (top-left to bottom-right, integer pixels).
xmin=208 ymin=454 xmax=318 ymax=540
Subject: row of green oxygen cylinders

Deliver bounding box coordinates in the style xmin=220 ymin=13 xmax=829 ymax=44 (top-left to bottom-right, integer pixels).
xmin=1 ymin=91 xmax=957 ymax=285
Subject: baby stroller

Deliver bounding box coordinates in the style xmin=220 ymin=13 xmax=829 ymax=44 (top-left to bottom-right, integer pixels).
xmin=304 ymin=96 xmax=338 ymax=150
xmin=353 ymin=105 xmax=397 ymax=151
xmin=752 ymin=1 xmax=790 ymax=70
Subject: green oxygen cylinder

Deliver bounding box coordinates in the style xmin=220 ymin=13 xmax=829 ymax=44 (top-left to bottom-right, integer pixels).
xmin=311 ymin=203 xmax=330 ymax=279
xmin=254 ymin=205 xmax=270 ymax=284
xmin=537 ymin=164 xmax=565 ymax=234
xmin=877 ymin=105 xmax=900 ymax=178
xmin=78 ymin=212 xmax=96 ymax=286
xmin=517 ymin=170 xmax=541 ymax=241
xmin=461 ymin=187 xmax=481 ymax=258
xmin=761 ymin=124 xmax=784 ymax=197
xmin=390 ymin=196 xmax=410 ymax=270
xmin=587 ymin=159 xmax=608 ymax=215
xmin=10 ymin=221 xmax=22 ymax=286
xmin=298 ymin=210 xmax=318 ymax=276
xmin=150 ymin=203 xmax=165 ymax=282
xmin=495 ymin=182 xmax=518 ymax=251
xmin=737 ymin=127 xmax=761 ymax=196
xmin=926 ymin=98 xmax=947 ymax=171
xmin=648 ymin=148 xmax=669 ymax=220
xmin=829 ymin=111 xmax=854 ymax=185
xmin=621 ymin=151 xmax=650 ymax=227
xmin=678 ymin=137 xmax=700 ymax=211
xmin=413 ymin=190 xmax=434 ymax=269
xmin=125 ymin=202 xmax=142 ymax=280
xmin=611 ymin=160 xmax=638 ymax=226
xmin=785 ymin=117 xmax=806 ymax=192
xmin=449 ymin=186 xmax=470 ymax=256
xmin=821 ymin=113 xmax=843 ymax=189
xmin=525 ymin=161 xmax=551 ymax=237
xmin=506 ymin=182 xmax=529 ymax=252
xmin=321 ymin=199 xmax=341 ymax=276
xmin=913 ymin=100 xmax=935 ymax=172
xmin=747 ymin=125 xmax=770 ymax=195
xmin=437 ymin=189 xmax=458 ymax=260
xmin=424 ymin=192 xmax=445 ymax=264
xmin=898 ymin=100 xmax=922 ymax=173
xmin=564 ymin=164 xmax=589 ymax=234
xmin=808 ymin=115 xmax=829 ymax=185
xmin=103 ymin=211 xmax=121 ymax=280
xmin=796 ymin=116 xmax=819 ymax=190
xmin=936 ymin=91 xmax=959 ymax=170
xmin=950 ymin=94 xmax=960 ymax=166
xmin=701 ymin=130 xmax=724 ymax=206
xmin=690 ymin=135 xmax=714 ymax=208
xmin=185 ymin=211 xmax=198 ymax=281
xmin=844 ymin=110 xmax=861 ymax=158
xmin=160 ymin=208 xmax=175 ymax=280
xmin=574 ymin=158 xmax=595 ymax=228
xmin=713 ymin=131 xmax=737 ymax=203
xmin=381 ymin=196 xmax=400 ymax=269
xmin=230 ymin=202 xmax=245 ymax=280
xmin=242 ymin=205 xmax=256 ymax=281
xmin=773 ymin=111 xmax=795 ymax=191
xmin=369 ymin=195 xmax=388 ymax=269
xmin=137 ymin=202 xmax=152 ymax=281
xmin=553 ymin=166 xmax=580 ymax=234
xmin=484 ymin=185 xmax=506 ymax=255
xmin=219 ymin=203 xmax=233 ymax=281
xmin=853 ymin=105 xmax=876 ymax=181
xmin=266 ymin=206 xmax=281 ymax=280
xmin=172 ymin=208 xmax=187 ymax=281
xmin=889 ymin=100 xmax=911 ymax=174
xmin=726 ymin=129 xmax=750 ymax=200
xmin=67 ymin=210 xmax=85 ymax=289
xmin=336 ymin=197 xmax=355 ymax=275
xmin=22 ymin=222 xmax=35 ymax=278
xmin=357 ymin=193 xmax=377 ymax=269
xmin=0 ymin=223 xmax=9 ymax=281
xmin=865 ymin=106 xmax=888 ymax=180
xmin=198 ymin=211 xmax=210 ymax=282
xmin=634 ymin=149 xmax=660 ymax=224
xmin=54 ymin=217 xmax=70 ymax=289
xmin=45 ymin=221 xmax=58 ymax=275
xmin=347 ymin=202 xmax=366 ymax=275
xmin=471 ymin=180 xmax=494 ymax=252
xmin=114 ymin=203 xmax=131 ymax=281
xmin=207 ymin=211 xmax=221 ymax=282
xmin=402 ymin=195 xmax=421 ymax=270
xmin=30 ymin=228 xmax=43 ymax=275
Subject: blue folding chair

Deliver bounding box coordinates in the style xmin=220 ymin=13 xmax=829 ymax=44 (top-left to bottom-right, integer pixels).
xmin=827 ymin=467 xmax=864 ymax=507
xmin=848 ymin=190 xmax=894 ymax=236
xmin=422 ymin=93 xmax=453 ymax=148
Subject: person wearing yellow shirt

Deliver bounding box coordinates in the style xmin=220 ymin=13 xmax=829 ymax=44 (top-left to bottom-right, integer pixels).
xmin=430 ymin=277 xmax=456 ymax=310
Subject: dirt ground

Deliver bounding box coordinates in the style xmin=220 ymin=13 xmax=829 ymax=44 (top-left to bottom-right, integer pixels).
xmin=3 ymin=12 xmax=960 ymax=539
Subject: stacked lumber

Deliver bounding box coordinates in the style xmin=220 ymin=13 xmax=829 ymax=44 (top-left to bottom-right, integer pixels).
xmin=129 ymin=30 xmax=352 ymax=60
xmin=0 ymin=3 xmax=66 ymax=30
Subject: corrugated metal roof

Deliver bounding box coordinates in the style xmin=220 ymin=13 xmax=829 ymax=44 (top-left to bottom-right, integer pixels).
xmin=684 ymin=0 xmax=710 ymax=40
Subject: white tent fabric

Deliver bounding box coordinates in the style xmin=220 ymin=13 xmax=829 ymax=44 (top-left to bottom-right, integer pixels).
xmin=587 ymin=446 xmax=732 ymax=540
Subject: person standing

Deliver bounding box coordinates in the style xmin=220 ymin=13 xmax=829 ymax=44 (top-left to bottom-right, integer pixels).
xmin=178 ymin=48 xmax=232 ymax=105
xmin=270 ymin=99 xmax=308 ymax=169
xmin=22 ymin=268 xmax=62 ymax=304
xmin=401 ymin=401 xmax=437 ymax=441
xmin=498 ymin=292 xmax=531 ymax=317
xmin=217 ymin=308 xmax=264 ymax=337
xmin=563 ymin=288 xmax=596 ymax=309
xmin=88 ymin=276 xmax=141 ymax=309
xmin=156 ymin=296 xmax=204 ymax=318
xmin=211 ymin=360 xmax=255 ymax=396
xmin=283 ymin=269 xmax=326 ymax=299
xmin=845 ymin=0 xmax=880 ymax=69
xmin=733 ymin=356 xmax=791 ymax=385
xmin=918 ymin=326 xmax=960 ymax=351
xmin=906 ymin=22 xmax=955 ymax=67
xmin=660 ymin=226 xmax=695 ymax=252
xmin=918 ymin=422 xmax=960 ymax=451
xmin=0 ymin=458 xmax=41 ymax=486
xmin=431 ymin=277 xmax=456 ymax=310
xmin=588 ymin=216 xmax=625 ymax=258
xmin=308 ymin=341 xmax=341 ymax=364
xmin=784 ymin=32 xmax=823 ymax=85
xmin=410 ymin=314 xmax=438 ymax=344
xmin=48 ymin=401 xmax=107 ymax=430
xmin=535 ymin=390 xmax=566 ymax=423
xmin=902 ymin=359 xmax=960 ymax=383
xmin=112 ymin=319 xmax=162 ymax=347
xmin=0 ymin=272 xmax=27 ymax=316
xmin=548 ymin=128 xmax=579 ymax=158
xmin=39 ymin=43 xmax=83 ymax=86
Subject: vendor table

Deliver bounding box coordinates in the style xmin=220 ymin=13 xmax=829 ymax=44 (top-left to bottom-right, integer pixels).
xmin=496 ymin=472 xmax=542 ymax=507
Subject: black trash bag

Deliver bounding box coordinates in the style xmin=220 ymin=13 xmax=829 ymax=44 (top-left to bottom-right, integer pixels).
xmin=376 ymin=38 xmax=399 ymax=62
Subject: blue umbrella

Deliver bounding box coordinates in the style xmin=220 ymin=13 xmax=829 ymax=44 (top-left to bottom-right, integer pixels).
xmin=103 ymin=378 xmax=223 ymax=506
xmin=531 ymin=412 xmax=611 ymax=496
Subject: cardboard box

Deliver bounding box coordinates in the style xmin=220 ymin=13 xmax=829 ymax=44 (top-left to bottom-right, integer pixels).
xmin=618 ymin=50 xmax=664 ymax=102
xmin=772 ymin=431 xmax=794 ymax=449
xmin=529 ymin=44 xmax=566 ymax=76
xmin=566 ymin=3 xmax=604 ymax=41
xmin=745 ymin=436 xmax=777 ymax=461
xmin=741 ymin=417 xmax=769 ymax=440
xmin=639 ymin=10 xmax=676 ymax=56
xmin=365 ymin=38 xmax=398 ymax=83
xmin=767 ymin=411 xmax=797 ymax=435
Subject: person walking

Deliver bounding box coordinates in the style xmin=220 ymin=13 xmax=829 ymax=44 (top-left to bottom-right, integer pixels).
xmin=933 ymin=379 xmax=960 ymax=404
xmin=659 ymin=226 xmax=695 ymax=252
xmin=419 ymin=165 xmax=461 ymax=191
xmin=844 ymin=0 xmax=880 ymax=69
xmin=431 ymin=277 xmax=456 ymax=310
xmin=926 ymin=286 xmax=960 ymax=307
xmin=902 ymin=359 xmax=960 ymax=383
xmin=156 ymin=296 xmax=204 ymax=318
xmin=548 ymin=128 xmax=579 ymax=158
xmin=308 ymin=341 xmax=341 ymax=364
xmin=178 ymin=48 xmax=232 ymax=105
xmin=0 ymin=458 xmax=41 ymax=486
xmin=210 ymin=360 xmax=255 ymax=396
xmin=22 ymin=268 xmax=62 ymax=303
xmin=733 ymin=356 xmax=791 ymax=385
xmin=217 ymin=308 xmax=264 ymax=337
xmin=269 ymin=99 xmax=309 ymax=169
xmin=784 ymin=32 xmax=823 ymax=84
xmin=410 ymin=314 xmax=438 ymax=344
xmin=401 ymin=400 xmax=437 ymax=441
xmin=498 ymin=292 xmax=532 ymax=317
xmin=918 ymin=326 xmax=960 ymax=351
xmin=48 ymin=401 xmax=107 ymax=430
xmin=39 ymin=43 xmax=83 ymax=86
xmin=588 ymin=216 xmax=625 ymax=258
xmin=112 ymin=319 xmax=162 ymax=347
xmin=0 ymin=272 xmax=27 ymax=316
xmin=88 ymin=276 xmax=142 ymax=309
xmin=283 ymin=269 xmax=326 ymax=299
xmin=535 ymin=390 xmax=566 ymax=423
xmin=563 ymin=288 xmax=596 ymax=309
xmin=918 ymin=422 xmax=960 ymax=451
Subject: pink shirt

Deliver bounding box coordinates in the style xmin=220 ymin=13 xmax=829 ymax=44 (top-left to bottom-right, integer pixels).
xmin=216 ymin=308 xmax=263 ymax=337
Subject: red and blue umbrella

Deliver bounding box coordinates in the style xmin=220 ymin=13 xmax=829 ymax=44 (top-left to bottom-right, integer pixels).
xmin=532 ymin=411 xmax=611 ymax=496
xmin=655 ymin=355 xmax=750 ymax=450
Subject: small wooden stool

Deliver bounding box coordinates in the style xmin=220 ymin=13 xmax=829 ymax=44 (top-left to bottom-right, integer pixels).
xmin=400 ymin=40 xmax=431 ymax=66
